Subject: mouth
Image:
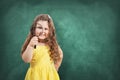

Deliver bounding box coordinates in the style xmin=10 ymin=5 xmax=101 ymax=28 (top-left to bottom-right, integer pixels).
xmin=39 ymin=32 xmax=45 ymax=36
xmin=37 ymin=32 xmax=46 ymax=39
xmin=36 ymin=32 xmax=49 ymax=42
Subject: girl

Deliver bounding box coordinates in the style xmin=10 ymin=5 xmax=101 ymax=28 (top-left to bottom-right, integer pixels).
xmin=21 ymin=14 xmax=63 ymax=80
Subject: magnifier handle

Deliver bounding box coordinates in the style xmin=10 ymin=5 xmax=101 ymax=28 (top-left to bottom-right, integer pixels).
xmin=34 ymin=45 xmax=36 ymax=49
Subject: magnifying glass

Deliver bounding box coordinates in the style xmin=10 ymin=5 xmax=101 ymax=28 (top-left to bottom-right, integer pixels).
xmin=34 ymin=33 xmax=43 ymax=48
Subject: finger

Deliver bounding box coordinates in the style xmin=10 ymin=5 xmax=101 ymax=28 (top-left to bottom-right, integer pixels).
xmin=34 ymin=36 xmax=38 ymax=39
xmin=33 ymin=41 xmax=38 ymax=44
xmin=34 ymin=36 xmax=39 ymax=40
xmin=32 ymin=37 xmax=38 ymax=41
xmin=31 ymin=36 xmax=37 ymax=39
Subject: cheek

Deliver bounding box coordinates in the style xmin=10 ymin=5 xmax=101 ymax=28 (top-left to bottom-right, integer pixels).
xmin=46 ymin=30 xmax=49 ymax=35
xmin=35 ymin=29 xmax=40 ymax=35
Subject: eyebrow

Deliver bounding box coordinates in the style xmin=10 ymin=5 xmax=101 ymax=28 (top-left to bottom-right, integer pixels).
xmin=37 ymin=23 xmax=42 ymax=26
xmin=36 ymin=22 xmax=49 ymax=28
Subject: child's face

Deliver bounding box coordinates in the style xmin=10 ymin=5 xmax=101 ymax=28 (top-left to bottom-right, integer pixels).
xmin=35 ymin=20 xmax=49 ymax=40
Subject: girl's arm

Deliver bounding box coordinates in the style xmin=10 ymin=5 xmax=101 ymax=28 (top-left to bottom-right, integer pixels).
xmin=54 ymin=46 xmax=63 ymax=71
xmin=21 ymin=45 xmax=34 ymax=63
xmin=21 ymin=36 xmax=38 ymax=63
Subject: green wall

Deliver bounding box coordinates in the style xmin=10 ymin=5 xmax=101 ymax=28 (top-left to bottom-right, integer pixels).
xmin=0 ymin=0 xmax=120 ymax=80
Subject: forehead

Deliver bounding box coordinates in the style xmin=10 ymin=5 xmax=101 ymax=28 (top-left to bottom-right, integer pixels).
xmin=36 ymin=20 xmax=48 ymax=28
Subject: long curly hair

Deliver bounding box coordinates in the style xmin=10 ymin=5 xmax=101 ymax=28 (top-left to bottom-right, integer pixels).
xmin=21 ymin=14 xmax=60 ymax=63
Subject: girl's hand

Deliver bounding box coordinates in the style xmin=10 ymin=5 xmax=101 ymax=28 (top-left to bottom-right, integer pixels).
xmin=28 ymin=36 xmax=38 ymax=47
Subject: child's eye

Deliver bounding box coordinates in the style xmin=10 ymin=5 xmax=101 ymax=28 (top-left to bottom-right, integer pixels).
xmin=45 ymin=28 xmax=48 ymax=30
xmin=36 ymin=27 xmax=42 ymax=29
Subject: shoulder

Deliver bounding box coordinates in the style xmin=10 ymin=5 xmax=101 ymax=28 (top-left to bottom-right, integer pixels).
xmin=58 ymin=45 xmax=63 ymax=58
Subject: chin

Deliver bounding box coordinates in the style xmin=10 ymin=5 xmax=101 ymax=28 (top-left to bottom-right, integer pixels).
xmin=38 ymin=37 xmax=46 ymax=41
xmin=38 ymin=36 xmax=45 ymax=39
xmin=39 ymin=37 xmax=46 ymax=40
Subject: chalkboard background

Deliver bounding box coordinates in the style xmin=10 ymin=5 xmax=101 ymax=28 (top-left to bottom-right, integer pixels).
xmin=0 ymin=0 xmax=120 ymax=80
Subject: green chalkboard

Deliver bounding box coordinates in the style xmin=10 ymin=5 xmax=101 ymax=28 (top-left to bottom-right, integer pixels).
xmin=0 ymin=0 xmax=120 ymax=80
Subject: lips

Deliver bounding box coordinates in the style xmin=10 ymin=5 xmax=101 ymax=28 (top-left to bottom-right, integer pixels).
xmin=42 ymin=32 xmax=45 ymax=35
xmin=38 ymin=32 xmax=46 ymax=37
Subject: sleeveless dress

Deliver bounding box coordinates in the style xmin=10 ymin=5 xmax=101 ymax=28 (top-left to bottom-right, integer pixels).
xmin=25 ymin=45 xmax=60 ymax=80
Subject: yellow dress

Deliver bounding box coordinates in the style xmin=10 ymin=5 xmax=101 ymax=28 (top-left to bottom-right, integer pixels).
xmin=25 ymin=45 xmax=60 ymax=80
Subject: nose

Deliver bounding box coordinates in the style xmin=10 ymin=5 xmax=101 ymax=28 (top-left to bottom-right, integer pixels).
xmin=41 ymin=28 xmax=45 ymax=33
